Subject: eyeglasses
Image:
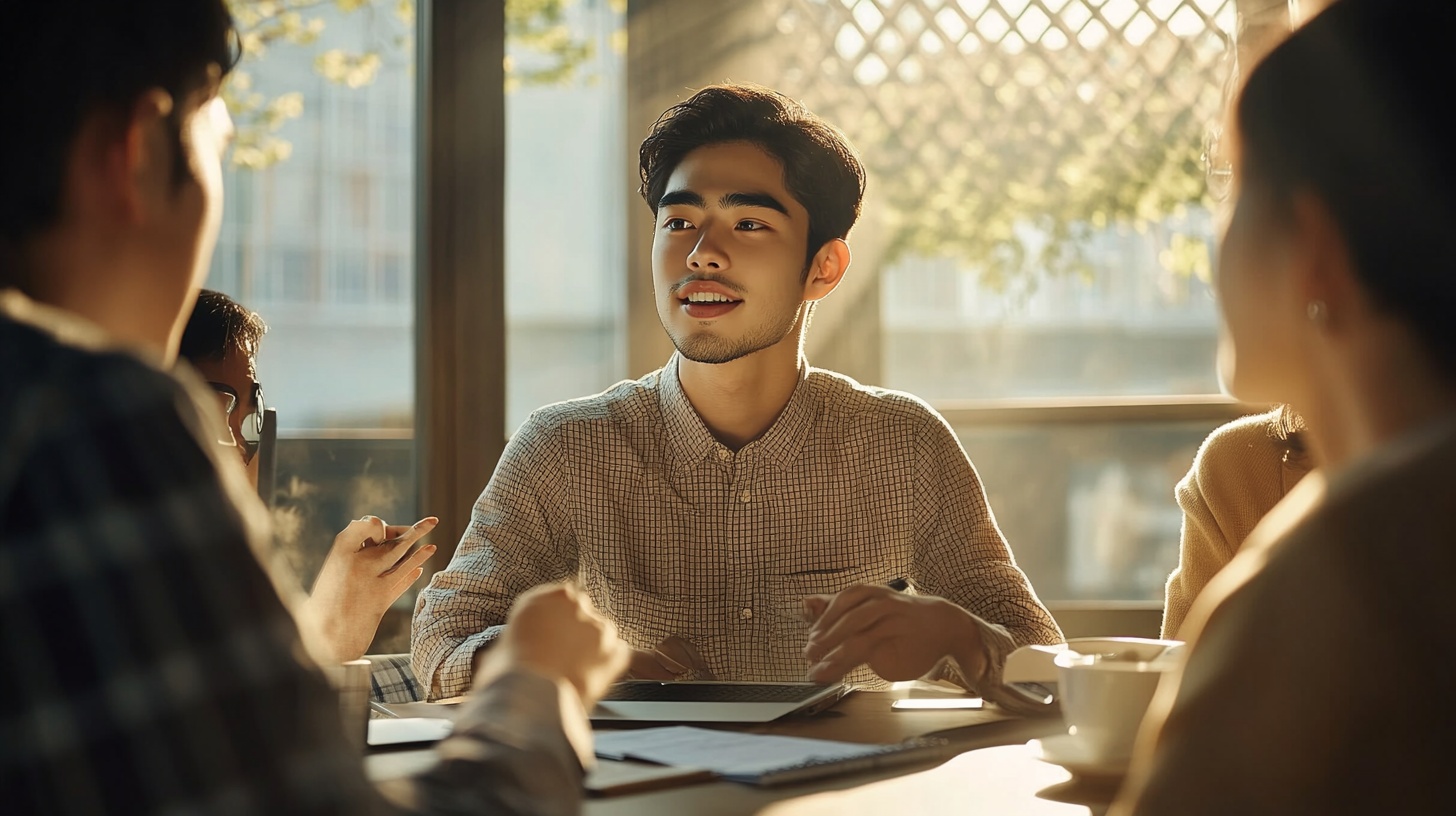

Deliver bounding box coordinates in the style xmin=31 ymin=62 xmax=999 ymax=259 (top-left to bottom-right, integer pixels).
xmin=1201 ymin=125 xmax=1234 ymax=203
xmin=207 ymin=381 xmax=266 ymax=462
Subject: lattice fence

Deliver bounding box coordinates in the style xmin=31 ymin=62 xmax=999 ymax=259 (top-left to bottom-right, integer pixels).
xmin=768 ymin=0 xmax=1236 ymax=284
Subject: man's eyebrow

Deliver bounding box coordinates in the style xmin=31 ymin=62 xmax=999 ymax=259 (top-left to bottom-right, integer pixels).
xmin=658 ymin=189 xmax=706 ymax=209
xmin=720 ymin=192 xmax=790 ymax=216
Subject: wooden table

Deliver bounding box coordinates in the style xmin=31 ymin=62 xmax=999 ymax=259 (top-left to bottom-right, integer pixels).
xmin=367 ymin=687 xmax=1121 ymax=815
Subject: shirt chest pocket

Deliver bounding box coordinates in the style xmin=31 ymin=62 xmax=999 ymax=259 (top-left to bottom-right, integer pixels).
xmin=764 ymin=564 xmax=888 ymax=643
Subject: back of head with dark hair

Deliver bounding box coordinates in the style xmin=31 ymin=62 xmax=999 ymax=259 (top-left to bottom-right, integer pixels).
xmin=1236 ymin=0 xmax=1456 ymax=378
xmin=638 ymin=84 xmax=866 ymax=266
xmin=179 ymin=290 xmax=268 ymax=365
xmin=0 ymin=0 xmax=237 ymax=283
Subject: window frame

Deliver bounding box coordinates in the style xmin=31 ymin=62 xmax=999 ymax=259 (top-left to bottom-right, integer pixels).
xmin=420 ymin=0 xmax=1286 ymax=607
xmin=415 ymin=0 xmax=508 ymax=573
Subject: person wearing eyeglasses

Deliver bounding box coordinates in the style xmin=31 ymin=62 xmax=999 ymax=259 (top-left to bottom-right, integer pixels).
xmin=179 ymin=288 xmax=268 ymax=478
xmin=175 ymin=288 xmax=443 ymax=667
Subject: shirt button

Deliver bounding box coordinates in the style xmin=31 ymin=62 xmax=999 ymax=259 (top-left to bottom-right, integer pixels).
xmin=717 ymin=448 xmax=731 ymax=461
xmin=740 ymin=607 xmax=753 ymax=620
xmin=739 ymin=490 xmax=751 ymax=503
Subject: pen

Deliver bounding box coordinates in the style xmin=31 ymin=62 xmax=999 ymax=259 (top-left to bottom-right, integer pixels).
xmin=803 ymin=578 xmax=912 ymax=626
xmin=370 ymin=700 xmax=400 ymax=718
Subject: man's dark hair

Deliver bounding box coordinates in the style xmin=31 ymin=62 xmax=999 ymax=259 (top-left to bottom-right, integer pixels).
xmin=638 ymin=84 xmax=866 ymax=267
xmin=179 ymin=290 xmax=268 ymax=365
xmin=0 ymin=0 xmax=237 ymax=284
xmin=1237 ymin=0 xmax=1456 ymax=378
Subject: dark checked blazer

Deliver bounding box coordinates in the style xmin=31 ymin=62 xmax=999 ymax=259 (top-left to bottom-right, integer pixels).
xmin=0 ymin=290 xmax=586 ymax=816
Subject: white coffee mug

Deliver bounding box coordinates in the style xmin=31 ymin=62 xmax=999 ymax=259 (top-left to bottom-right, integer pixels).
xmin=1054 ymin=650 xmax=1167 ymax=764
xmin=323 ymin=658 xmax=372 ymax=753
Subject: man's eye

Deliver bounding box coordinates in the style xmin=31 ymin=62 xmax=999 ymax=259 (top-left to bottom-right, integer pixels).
xmin=663 ymin=218 xmax=692 ymax=231
xmin=736 ymin=220 xmax=765 ymax=231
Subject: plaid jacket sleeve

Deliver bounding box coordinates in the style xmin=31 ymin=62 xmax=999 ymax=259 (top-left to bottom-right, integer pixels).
xmin=0 ymin=334 xmax=583 ymax=816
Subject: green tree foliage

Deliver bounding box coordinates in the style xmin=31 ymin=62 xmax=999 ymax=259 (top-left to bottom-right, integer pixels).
xmin=780 ymin=0 xmax=1234 ymax=284
xmin=224 ymin=0 xmax=598 ymax=168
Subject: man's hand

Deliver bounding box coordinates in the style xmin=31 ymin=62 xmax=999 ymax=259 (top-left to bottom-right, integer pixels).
xmin=300 ymin=515 xmax=438 ymax=662
xmin=624 ymin=636 xmax=715 ymax=681
xmin=476 ymin=583 xmax=629 ymax=707
xmin=802 ymin=584 xmax=985 ymax=684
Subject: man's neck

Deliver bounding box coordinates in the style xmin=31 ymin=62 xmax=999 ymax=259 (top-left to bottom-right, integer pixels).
xmin=22 ymin=234 xmax=186 ymax=363
xmin=676 ymin=335 xmax=805 ymax=451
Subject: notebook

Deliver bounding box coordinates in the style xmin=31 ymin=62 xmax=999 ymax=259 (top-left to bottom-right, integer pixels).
xmin=589 ymin=681 xmax=847 ymax=724
xmin=594 ymin=725 xmax=953 ymax=786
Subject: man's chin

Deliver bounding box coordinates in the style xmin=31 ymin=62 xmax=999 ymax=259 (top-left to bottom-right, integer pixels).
xmin=675 ymin=340 xmax=747 ymax=365
xmin=669 ymin=329 xmax=756 ymax=365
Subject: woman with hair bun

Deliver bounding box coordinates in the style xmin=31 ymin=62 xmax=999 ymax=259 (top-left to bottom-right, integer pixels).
xmin=1116 ymin=1 xmax=1456 ymax=812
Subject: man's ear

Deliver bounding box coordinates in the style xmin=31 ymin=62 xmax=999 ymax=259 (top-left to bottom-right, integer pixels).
xmin=804 ymin=238 xmax=851 ymax=302
xmin=97 ymin=89 xmax=175 ymax=224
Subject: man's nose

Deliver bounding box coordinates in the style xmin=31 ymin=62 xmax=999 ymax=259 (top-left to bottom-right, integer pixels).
xmin=687 ymin=230 xmax=728 ymax=270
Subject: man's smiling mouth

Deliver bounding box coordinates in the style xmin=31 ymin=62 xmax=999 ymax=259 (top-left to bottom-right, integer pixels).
xmin=682 ymin=291 xmax=741 ymax=304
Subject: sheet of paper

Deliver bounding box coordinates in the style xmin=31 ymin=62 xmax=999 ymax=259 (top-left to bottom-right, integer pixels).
xmin=594 ymin=726 xmax=882 ymax=777
xmin=367 ymin=717 xmax=454 ymax=747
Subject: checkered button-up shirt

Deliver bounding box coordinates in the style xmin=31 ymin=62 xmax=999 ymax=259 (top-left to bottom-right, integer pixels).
xmin=414 ymin=354 xmax=1061 ymax=699
xmin=0 ymin=291 xmax=586 ymax=816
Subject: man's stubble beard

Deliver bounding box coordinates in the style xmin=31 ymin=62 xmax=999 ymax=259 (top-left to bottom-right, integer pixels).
xmin=666 ymin=304 xmax=806 ymax=365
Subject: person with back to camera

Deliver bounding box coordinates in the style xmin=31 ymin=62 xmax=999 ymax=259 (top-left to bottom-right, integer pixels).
xmin=0 ymin=2 xmax=627 ymax=813
xmin=1112 ymin=1 xmax=1456 ymax=812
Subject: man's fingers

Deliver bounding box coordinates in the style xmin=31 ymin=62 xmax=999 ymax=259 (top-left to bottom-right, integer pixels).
xmin=805 ymin=600 xmax=890 ymax=664
xmin=807 ymin=639 xmax=873 ymax=684
xmin=806 ymin=584 xmax=887 ymax=635
xmin=652 ymin=647 xmax=690 ymax=675
xmin=802 ymin=595 xmax=831 ymax=624
xmin=624 ymin=644 xmax=691 ymax=680
xmin=658 ymin=635 xmax=714 ymax=680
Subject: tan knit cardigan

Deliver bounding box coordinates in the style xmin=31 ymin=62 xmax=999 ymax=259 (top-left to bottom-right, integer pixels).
xmin=1161 ymin=409 xmax=1314 ymax=638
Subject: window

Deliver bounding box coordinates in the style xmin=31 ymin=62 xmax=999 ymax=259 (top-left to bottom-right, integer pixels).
xmin=505 ymin=0 xmax=629 ymax=432
xmin=612 ymin=0 xmax=1251 ymax=603
xmin=210 ymin=0 xmax=1263 ymax=655
xmin=213 ymin=0 xmax=418 ymax=650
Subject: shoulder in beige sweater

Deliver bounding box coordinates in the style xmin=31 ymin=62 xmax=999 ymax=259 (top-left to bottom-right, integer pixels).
xmin=1161 ymin=409 xmax=1312 ymax=638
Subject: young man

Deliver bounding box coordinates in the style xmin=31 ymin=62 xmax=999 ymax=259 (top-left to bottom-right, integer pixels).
xmin=413 ymin=84 xmax=1061 ymax=704
xmin=0 ymin=2 xmax=626 ymax=813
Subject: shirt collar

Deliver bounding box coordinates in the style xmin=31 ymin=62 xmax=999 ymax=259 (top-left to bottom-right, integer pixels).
xmin=659 ymin=354 xmax=717 ymax=473
xmin=657 ymin=353 xmax=817 ymax=474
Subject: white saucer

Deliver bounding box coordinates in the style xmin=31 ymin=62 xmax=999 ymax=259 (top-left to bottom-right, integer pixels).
xmin=1029 ymin=734 xmax=1130 ymax=780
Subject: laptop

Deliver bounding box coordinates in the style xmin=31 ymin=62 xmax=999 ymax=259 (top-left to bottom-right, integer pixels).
xmin=590 ymin=681 xmax=848 ymax=724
